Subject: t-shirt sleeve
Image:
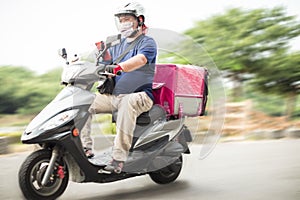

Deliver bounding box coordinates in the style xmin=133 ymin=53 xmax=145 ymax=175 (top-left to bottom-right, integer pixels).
xmin=137 ymin=37 xmax=157 ymax=64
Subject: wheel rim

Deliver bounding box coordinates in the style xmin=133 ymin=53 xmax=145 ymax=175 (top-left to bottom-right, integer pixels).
xmin=29 ymin=158 xmax=64 ymax=197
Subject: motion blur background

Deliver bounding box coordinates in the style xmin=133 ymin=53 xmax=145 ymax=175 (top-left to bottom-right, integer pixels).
xmin=0 ymin=0 xmax=300 ymax=145
xmin=1 ymin=1 xmax=300 ymax=199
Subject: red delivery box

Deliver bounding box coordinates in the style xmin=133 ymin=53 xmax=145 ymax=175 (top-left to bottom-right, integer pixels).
xmin=152 ymin=64 xmax=208 ymax=118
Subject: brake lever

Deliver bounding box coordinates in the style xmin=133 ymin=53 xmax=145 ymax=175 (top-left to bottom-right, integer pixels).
xmin=98 ymin=72 xmax=116 ymax=77
xmin=97 ymin=67 xmax=116 ymax=76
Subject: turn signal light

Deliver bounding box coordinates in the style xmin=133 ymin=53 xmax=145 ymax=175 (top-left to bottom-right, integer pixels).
xmin=72 ymin=128 xmax=80 ymax=137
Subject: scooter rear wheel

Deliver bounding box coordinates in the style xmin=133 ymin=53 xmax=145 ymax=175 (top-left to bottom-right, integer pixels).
xmin=149 ymin=155 xmax=183 ymax=184
xmin=18 ymin=149 xmax=69 ymax=200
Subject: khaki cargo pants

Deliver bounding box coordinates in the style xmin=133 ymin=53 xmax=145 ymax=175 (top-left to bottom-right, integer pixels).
xmin=81 ymin=91 xmax=153 ymax=161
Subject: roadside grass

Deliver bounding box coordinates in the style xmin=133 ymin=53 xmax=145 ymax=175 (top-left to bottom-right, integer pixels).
xmin=0 ymin=114 xmax=33 ymax=127
xmin=0 ymin=132 xmax=22 ymax=144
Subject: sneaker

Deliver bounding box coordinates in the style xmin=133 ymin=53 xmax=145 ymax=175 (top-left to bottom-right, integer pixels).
xmin=84 ymin=147 xmax=94 ymax=158
xmin=104 ymin=159 xmax=124 ymax=174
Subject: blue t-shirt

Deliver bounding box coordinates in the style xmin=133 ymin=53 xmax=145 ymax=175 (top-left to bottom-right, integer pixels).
xmin=109 ymin=35 xmax=157 ymax=100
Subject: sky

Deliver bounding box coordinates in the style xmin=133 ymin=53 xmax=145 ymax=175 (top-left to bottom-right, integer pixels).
xmin=1 ymin=0 xmax=300 ymax=74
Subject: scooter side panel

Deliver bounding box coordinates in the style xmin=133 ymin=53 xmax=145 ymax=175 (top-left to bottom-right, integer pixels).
xmin=25 ymin=86 xmax=95 ymax=133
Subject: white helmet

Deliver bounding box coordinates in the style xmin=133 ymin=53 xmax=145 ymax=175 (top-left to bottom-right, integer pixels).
xmin=114 ymin=2 xmax=145 ymax=23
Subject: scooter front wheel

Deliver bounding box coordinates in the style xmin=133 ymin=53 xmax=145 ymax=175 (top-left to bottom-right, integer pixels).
xmin=18 ymin=149 xmax=69 ymax=200
xmin=149 ymin=155 xmax=183 ymax=184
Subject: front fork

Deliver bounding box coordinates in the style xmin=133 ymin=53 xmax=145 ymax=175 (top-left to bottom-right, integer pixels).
xmin=41 ymin=146 xmax=61 ymax=186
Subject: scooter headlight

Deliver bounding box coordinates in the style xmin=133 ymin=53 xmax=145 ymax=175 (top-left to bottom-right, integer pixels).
xmin=39 ymin=109 xmax=79 ymax=131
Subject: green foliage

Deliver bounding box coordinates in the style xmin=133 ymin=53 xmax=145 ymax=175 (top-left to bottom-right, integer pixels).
xmin=243 ymin=84 xmax=285 ymax=116
xmin=184 ymin=6 xmax=300 ymax=117
xmin=100 ymin=122 xmax=116 ymax=135
xmin=0 ymin=66 xmax=32 ymax=113
xmin=185 ymin=7 xmax=300 ymax=73
xmin=0 ymin=66 xmax=63 ymax=115
xmin=158 ymin=51 xmax=191 ymax=64
xmin=237 ymin=79 xmax=300 ymax=118
xmin=94 ymin=114 xmax=116 ymax=135
xmin=251 ymin=51 xmax=300 ymax=94
xmin=95 ymin=114 xmax=112 ymax=123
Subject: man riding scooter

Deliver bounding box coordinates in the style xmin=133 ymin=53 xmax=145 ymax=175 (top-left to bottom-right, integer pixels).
xmin=18 ymin=3 xmax=206 ymax=199
xmin=81 ymin=1 xmax=157 ymax=173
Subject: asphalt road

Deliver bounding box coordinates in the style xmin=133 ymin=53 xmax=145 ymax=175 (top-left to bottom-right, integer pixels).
xmin=0 ymin=139 xmax=300 ymax=200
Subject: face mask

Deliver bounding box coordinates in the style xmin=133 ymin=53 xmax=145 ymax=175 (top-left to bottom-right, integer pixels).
xmin=119 ymin=22 xmax=136 ymax=38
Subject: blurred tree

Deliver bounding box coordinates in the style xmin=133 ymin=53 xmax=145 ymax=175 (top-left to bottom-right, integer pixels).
xmin=17 ymin=68 xmax=62 ymax=114
xmin=251 ymin=51 xmax=300 ymax=118
xmin=0 ymin=66 xmax=34 ymax=113
xmin=0 ymin=66 xmax=62 ymax=114
xmin=185 ymin=7 xmax=300 ymax=99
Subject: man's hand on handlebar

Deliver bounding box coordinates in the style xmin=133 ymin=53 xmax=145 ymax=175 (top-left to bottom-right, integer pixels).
xmin=105 ymin=65 xmax=123 ymax=75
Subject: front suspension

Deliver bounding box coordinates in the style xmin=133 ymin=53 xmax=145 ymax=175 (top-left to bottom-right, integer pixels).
xmin=41 ymin=146 xmax=61 ymax=186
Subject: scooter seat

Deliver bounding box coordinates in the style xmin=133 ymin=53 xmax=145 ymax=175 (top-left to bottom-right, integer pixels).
xmin=113 ymin=105 xmax=166 ymax=126
xmin=136 ymin=112 xmax=151 ymax=125
xmin=112 ymin=111 xmax=151 ymax=125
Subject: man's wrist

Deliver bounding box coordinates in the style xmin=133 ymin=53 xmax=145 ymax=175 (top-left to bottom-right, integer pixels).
xmin=114 ymin=64 xmax=123 ymax=74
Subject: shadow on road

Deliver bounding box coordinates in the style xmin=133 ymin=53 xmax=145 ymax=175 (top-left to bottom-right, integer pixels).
xmin=78 ymin=180 xmax=190 ymax=200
